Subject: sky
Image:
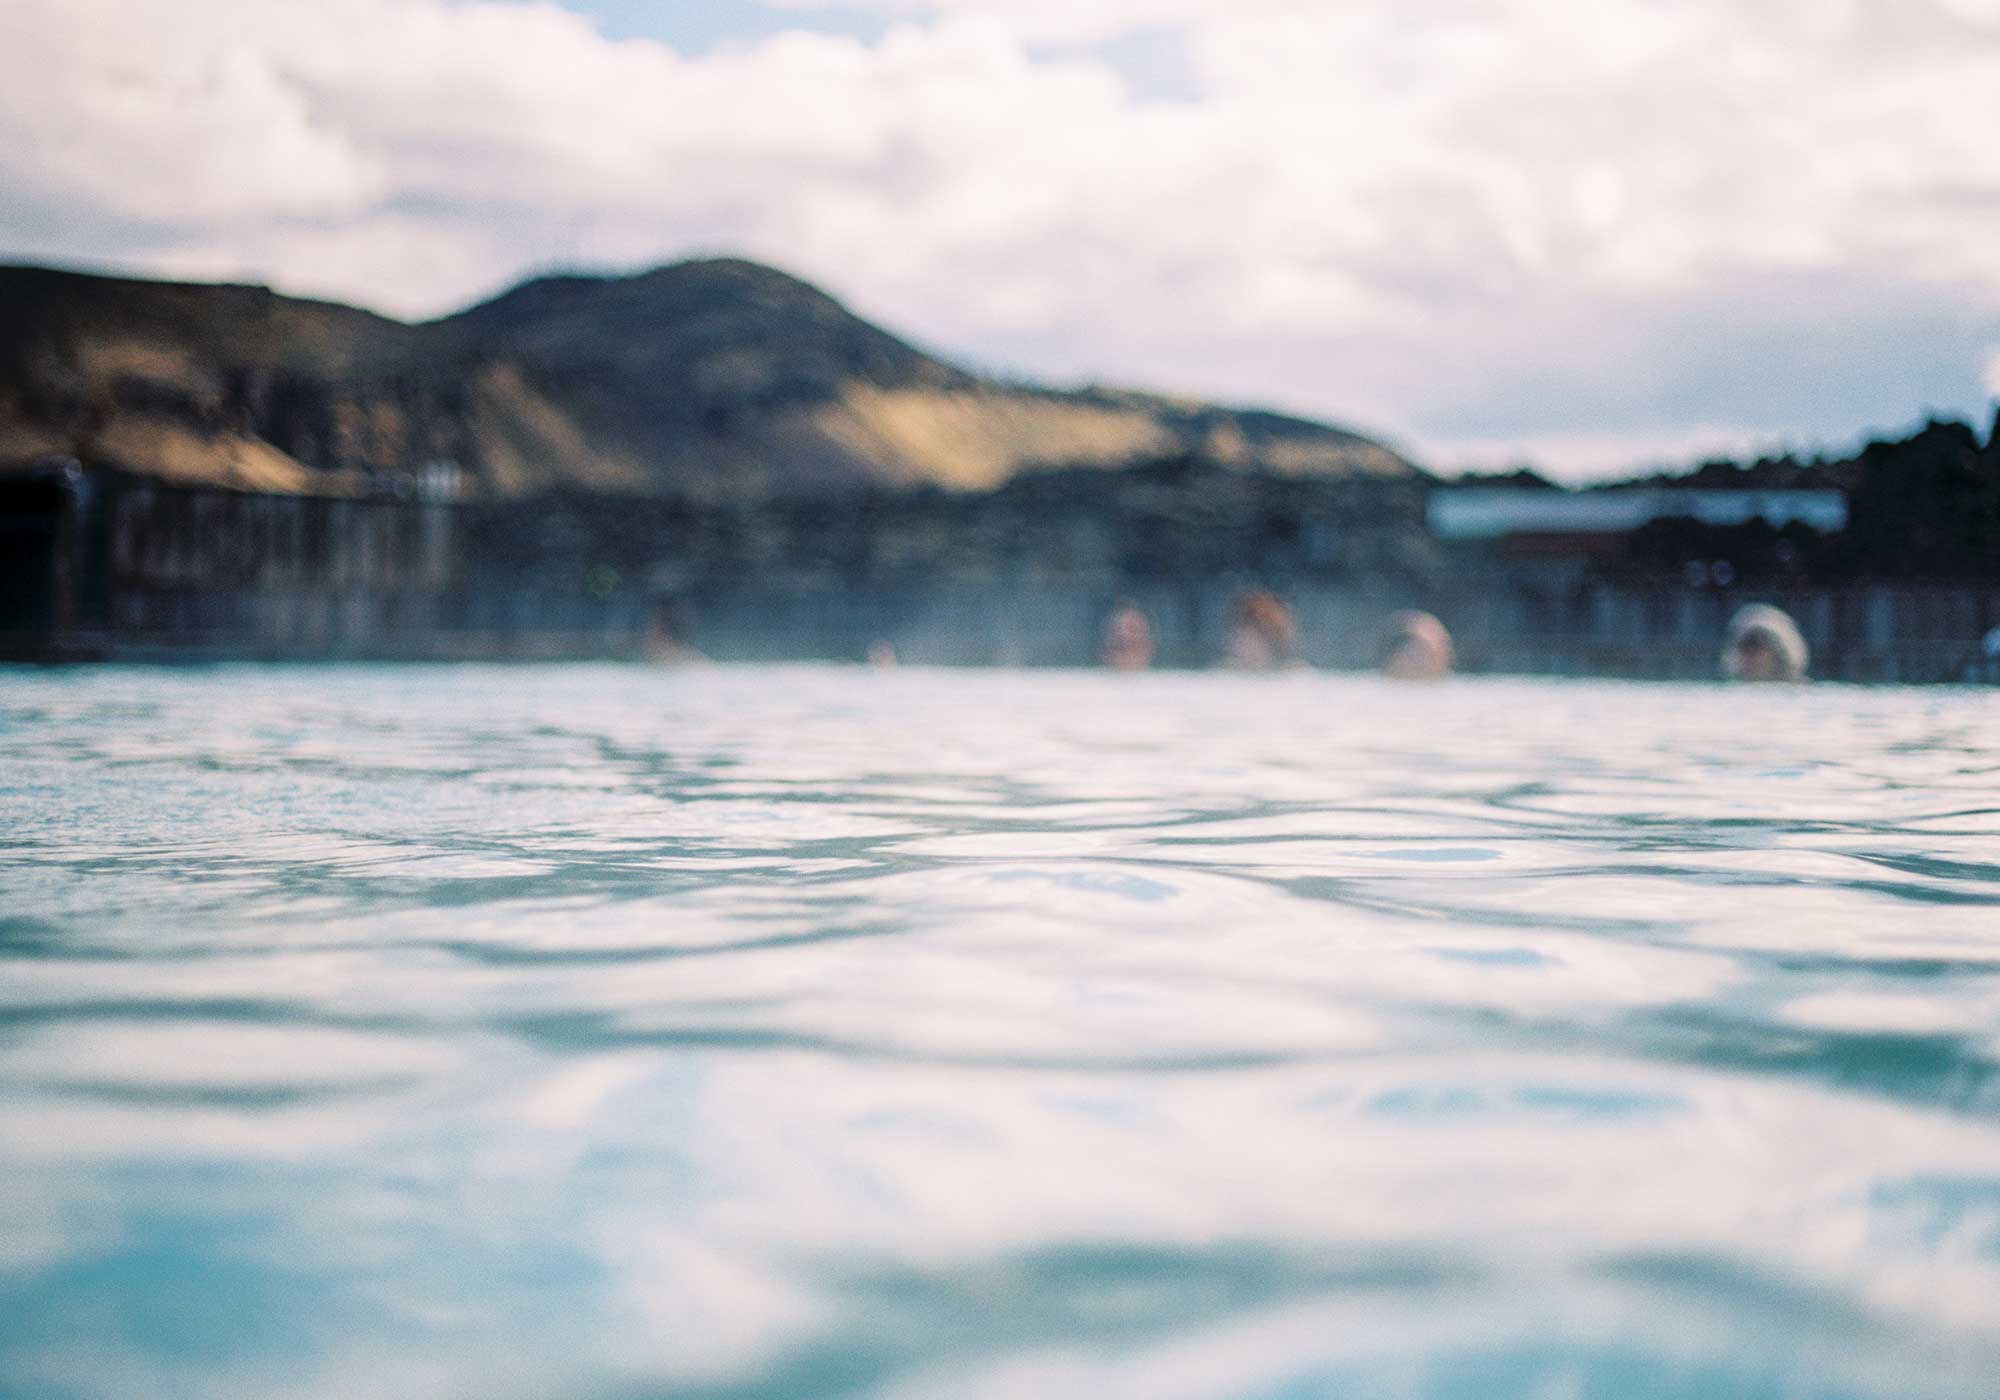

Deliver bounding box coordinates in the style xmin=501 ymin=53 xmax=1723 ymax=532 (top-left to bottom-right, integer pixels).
xmin=4 ymin=0 xmax=1999 ymax=479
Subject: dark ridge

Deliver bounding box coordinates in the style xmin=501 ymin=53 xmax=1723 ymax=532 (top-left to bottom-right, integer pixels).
xmin=0 ymin=255 xmax=1419 ymax=499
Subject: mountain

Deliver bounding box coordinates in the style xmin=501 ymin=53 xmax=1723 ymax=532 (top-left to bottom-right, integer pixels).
xmin=0 ymin=257 xmax=1418 ymax=498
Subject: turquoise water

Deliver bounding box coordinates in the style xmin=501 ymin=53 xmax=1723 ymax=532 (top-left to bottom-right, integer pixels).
xmin=3 ymin=664 xmax=2000 ymax=1400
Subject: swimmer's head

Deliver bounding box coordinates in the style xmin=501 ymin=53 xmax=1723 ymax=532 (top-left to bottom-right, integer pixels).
xmin=643 ymin=595 xmax=702 ymax=662
xmin=1723 ymin=604 xmax=1808 ymax=683
xmin=1102 ymin=604 xmax=1154 ymax=670
xmin=1226 ymin=590 xmax=1296 ymax=669
xmin=1380 ymin=610 xmax=1454 ymax=681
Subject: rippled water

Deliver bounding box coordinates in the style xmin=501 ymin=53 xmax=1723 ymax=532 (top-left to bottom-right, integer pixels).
xmin=4 ymin=664 xmax=2000 ymax=1399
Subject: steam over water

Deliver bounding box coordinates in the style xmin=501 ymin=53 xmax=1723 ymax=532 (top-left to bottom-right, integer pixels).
xmin=4 ymin=664 xmax=2000 ymax=1400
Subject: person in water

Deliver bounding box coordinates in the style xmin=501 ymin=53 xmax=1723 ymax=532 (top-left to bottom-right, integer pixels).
xmin=1722 ymin=603 xmax=1808 ymax=682
xmin=1966 ymin=626 xmax=2000 ymax=683
xmin=642 ymin=597 xmax=706 ymax=664
xmin=1380 ymin=610 xmax=1454 ymax=680
xmin=1101 ymin=603 xmax=1155 ymax=670
xmin=1224 ymin=590 xmax=1298 ymax=669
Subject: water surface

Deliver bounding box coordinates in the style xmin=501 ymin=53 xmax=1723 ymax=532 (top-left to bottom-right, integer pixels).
xmin=3 ymin=664 xmax=2000 ymax=1399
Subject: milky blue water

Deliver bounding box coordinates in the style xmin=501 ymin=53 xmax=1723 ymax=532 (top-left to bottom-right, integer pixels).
xmin=3 ymin=664 xmax=2000 ymax=1400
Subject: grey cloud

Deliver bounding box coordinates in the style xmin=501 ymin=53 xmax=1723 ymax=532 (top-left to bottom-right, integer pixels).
xmin=1 ymin=0 xmax=1997 ymax=478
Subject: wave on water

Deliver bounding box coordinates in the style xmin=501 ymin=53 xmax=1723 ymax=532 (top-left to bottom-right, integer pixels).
xmin=2 ymin=664 xmax=1999 ymax=1399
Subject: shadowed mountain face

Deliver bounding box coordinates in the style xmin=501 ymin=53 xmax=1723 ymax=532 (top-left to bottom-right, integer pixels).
xmin=0 ymin=257 xmax=1417 ymax=498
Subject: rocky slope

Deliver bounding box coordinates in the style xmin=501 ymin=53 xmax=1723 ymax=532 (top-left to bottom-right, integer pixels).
xmin=0 ymin=257 xmax=1418 ymax=498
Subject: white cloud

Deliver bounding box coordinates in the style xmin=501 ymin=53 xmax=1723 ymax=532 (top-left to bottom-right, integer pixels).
xmin=773 ymin=0 xmax=1233 ymax=44
xmin=2 ymin=0 xmax=1998 ymax=475
xmin=1426 ymin=426 xmax=1783 ymax=484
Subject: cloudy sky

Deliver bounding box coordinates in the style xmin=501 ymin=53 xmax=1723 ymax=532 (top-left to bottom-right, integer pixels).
xmin=5 ymin=0 xmax=1999 ymax=477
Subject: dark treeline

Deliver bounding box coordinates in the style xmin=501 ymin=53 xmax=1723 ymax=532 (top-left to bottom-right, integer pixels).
xmin=1606 ymin=412 xmax=2000 ymax=584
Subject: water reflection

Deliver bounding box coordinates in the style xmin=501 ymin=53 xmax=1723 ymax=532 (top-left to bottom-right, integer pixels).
xmin=2 ymin=665 xmax=2000 ymax=1398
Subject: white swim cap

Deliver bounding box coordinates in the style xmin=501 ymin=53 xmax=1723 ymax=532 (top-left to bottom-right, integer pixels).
xmin=1723 ymin=604 xmax=1809 ymax=682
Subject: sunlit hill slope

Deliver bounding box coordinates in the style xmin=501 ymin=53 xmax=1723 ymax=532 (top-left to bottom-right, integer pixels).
xmin=0 ymin=257 xmax=1417 ymax=499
